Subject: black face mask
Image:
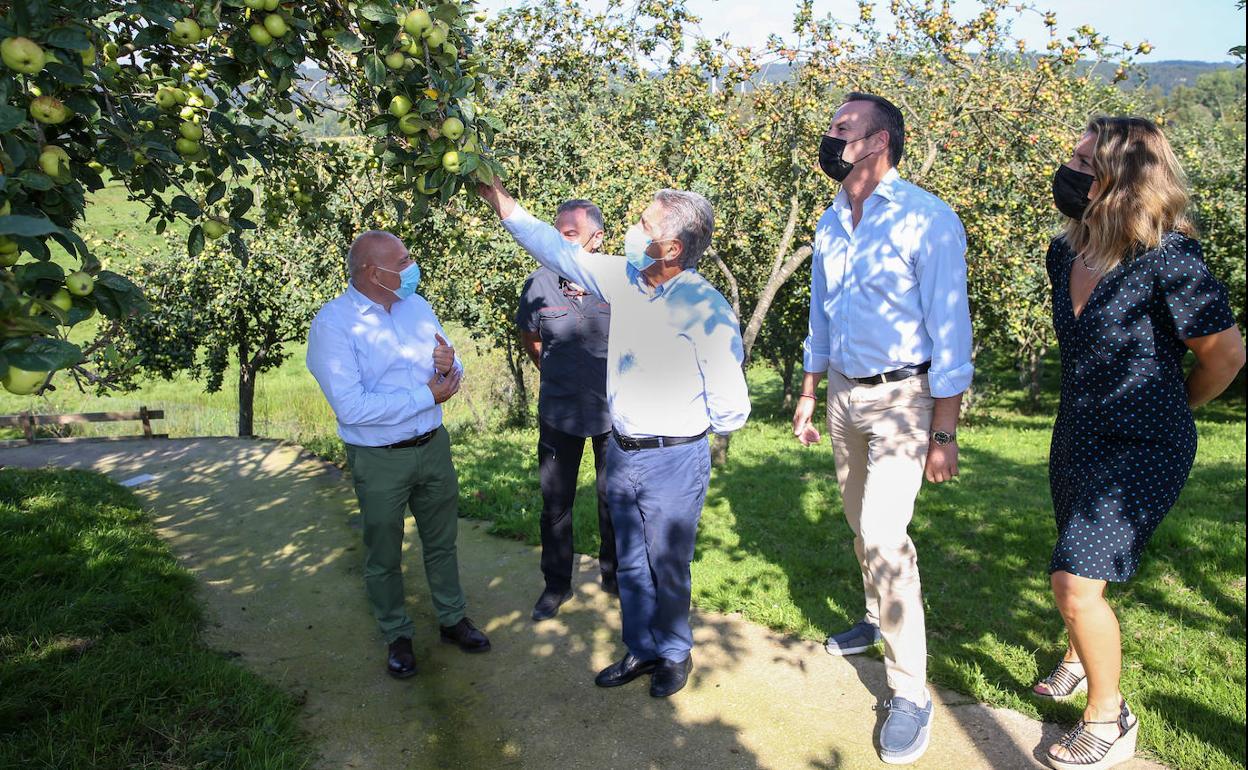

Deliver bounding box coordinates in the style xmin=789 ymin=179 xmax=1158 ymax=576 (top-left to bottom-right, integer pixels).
xmin=819 ymin=132 xmax=883 ymax=182
xmin=1052 ymin=165 xmax=1095 ymax=220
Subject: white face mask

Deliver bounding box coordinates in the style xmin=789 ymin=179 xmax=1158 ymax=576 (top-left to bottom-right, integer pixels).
xmin=623 ymin=224 xmax=676 ymax=272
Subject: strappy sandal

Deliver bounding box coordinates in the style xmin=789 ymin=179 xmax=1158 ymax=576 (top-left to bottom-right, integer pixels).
xmin=1033 ymin=658 xmax=1087 ymax=700
xmin=1047 ymin=700 xmax=1138 ymax=770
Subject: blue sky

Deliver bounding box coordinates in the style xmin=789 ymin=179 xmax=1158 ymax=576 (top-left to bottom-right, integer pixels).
xmin=474 ymin=0 xmax=1244 ymax=62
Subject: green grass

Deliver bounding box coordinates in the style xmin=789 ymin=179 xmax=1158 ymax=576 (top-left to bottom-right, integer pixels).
xmin=0 ymin=468 xmax=313 ymax=769
xmin=453 ymin=368 xmax=1246 ymax=770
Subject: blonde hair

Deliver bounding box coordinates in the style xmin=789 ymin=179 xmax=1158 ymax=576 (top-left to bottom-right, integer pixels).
xmin=1063 ymin=116 xmax=1195 ymax=274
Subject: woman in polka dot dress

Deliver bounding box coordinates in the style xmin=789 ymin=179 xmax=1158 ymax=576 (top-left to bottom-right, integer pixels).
xmin=1035 ymin=117 xmax=1245 ymax=770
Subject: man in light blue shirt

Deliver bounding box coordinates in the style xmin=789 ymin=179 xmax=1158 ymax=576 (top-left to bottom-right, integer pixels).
xmin=479 ymin=179 xmax=750 ymax=698
xmin=791 ymin=92 xmax=973 ymax=765
xmin=307 ymin=230 xmax=490 ymax=681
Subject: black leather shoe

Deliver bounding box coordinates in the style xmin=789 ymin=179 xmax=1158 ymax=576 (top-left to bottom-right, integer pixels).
xmin=387 ymin=637 xmax=417 ymax=679
xmin=649 ymin=655 xmax=692 ymax=697
xmin=532 ymin=588 xmax=573 ymax=621
xmin=600 ymin=575 xmax=619 ymax=596
xmin=594 ymin=653 xmax=659 ymax=688
xmin=439 ymin=617 xmax=491 ymax=653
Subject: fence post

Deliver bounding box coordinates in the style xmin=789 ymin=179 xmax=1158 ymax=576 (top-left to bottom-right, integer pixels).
xmin=140 ymin=406 xmax=152 ymax=439
xmin=21 ymin=413 xmax=34 ymax=444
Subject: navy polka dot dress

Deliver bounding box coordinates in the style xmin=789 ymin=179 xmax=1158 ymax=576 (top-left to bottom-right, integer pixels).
xmin=1045 ymin=232 xmax=1236 ymax=581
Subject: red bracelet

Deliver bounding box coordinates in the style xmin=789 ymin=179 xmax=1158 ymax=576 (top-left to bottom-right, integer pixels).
xmin=799 ymin=393 xmax=817 ymax=400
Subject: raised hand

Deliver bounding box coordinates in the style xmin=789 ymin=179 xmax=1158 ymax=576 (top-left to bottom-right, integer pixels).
xmin=433 ymin=333 xmax=455 ymax=376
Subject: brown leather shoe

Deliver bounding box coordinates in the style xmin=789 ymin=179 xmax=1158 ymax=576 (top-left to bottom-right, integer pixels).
xmin=439 ymin=617 xmax=491 ymax=653
xmin=387 ymin=637 xmax=417 ymax=679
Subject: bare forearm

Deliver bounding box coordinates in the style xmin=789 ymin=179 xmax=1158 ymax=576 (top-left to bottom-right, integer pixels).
xmin=932 ymin=393 xmax=962 ymax=433
xmin=478 ymin=179 xmax=516 ymax=219
xmin=800 ymin=370 xmax=824 ymax=398
xmin=1187 ymin=361 xmax=1241 ymax=408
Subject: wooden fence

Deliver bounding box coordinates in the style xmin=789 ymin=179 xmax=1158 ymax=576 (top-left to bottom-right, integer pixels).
xmin=0 ymin=408 xmax=166 ymax=446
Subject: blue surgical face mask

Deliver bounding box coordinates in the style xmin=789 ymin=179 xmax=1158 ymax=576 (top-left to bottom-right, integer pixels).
xmin=624 ymin=223 xmax=654 ymax=272
xmin=376 ymin=262 xmax=421 ymax=300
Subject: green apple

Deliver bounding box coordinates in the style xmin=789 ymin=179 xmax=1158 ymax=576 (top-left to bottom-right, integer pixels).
xmin=384 ymin=51 xmax=406 ymax=70
xmin=244 ymin=0 xmax=266 ymax=7
xmin=398 ymin=113 xmax=423 ymax=135
xmin=49 ymin=289 xmax=73 ymax=313
xmin=30 ymin=95 xmax=72 ymax=125
xmin=1 ymin=37 xmax=46 ymax=74
xmin=38 ymin=145 xmax=71 ymax=179
xmin=403 ymin=8 xmax=433 ymax=36
xmin=179 ymin=105 xmax=197 ymax=120
xmin=263 ymin=0 xmax=279 ymax=9
xmin=170 ymin=18 xmax=202 ymax=46
xmin=389 ymin=94 xmax=413 ymax=117
xmin=0 ymin=251 xmax=19 ymax=268
xmin=248 ymin=24 xmax=273 ymax=46
xmin=263 ymin=14 xmax=289 ymax=38
xmin=173 ymin=87 xmax=189 ymax=104
xmin=175 ymin=138 xmax=201 ymax=156
xmin=416 ymin=173 xmax=437 ymax=195
xmin=424 ymin=21 xmax=448 ymax=48
xmin=179 ymin=121 xmax=203 ymax=141
xmin=2 ymin=366 xmax=48 ymax=396
xmin=442 ymin=150 xmax=462 ymax=173
xmin=80 ymin=43 xmax=96 ymax=66
xmin=155 ymin=87 xmax=179 ymax=109
xmin=461 ymin=132 xmax=479 ymax=152
xmin=103 ymin=41 xmax=119 ymax=59
xmin=66 ymin=271 xmax=95 ymax=297
xmin=441 ymin=116 xmax=464 ymax=140
xmin=203 ymin=219 xmax=229 ymax=240
xmin=405 ymin=37 xmax=424 ymax=56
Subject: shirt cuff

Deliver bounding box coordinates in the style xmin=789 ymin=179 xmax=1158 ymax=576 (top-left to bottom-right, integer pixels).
xmin=802 ymin=347 xmax=828 ymax=374
xmin=928 ymin=362 xmax=974 ymax=398
xmin=411 ymin=384 xmax=435 ymax=413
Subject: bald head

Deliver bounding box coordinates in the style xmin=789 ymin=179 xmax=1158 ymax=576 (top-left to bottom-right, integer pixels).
xmin=347 ymin=230 xmax=405 ymax=278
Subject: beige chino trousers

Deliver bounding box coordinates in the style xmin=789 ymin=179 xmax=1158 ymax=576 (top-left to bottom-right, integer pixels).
xmin=826 ymin=368 xmax=933 ymax=701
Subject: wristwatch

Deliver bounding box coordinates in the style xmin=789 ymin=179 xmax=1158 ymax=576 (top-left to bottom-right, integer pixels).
xmin=931 ymin=430 xmax=956 ymax=446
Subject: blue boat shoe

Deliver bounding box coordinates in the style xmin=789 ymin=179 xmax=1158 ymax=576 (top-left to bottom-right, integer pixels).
xmin=823 ymin=620 xmax=882 ymax=656
xmin=879 ymin=694 xmax=933 ymax=765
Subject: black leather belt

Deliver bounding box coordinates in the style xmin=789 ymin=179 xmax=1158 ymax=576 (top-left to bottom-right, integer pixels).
xmin=612 ymin=429 xmax=708 ymax=451
xmin=380 ymin=428 xmax=438 ymax=449
xmin=849 ymin=361 xmax=930 ymax=386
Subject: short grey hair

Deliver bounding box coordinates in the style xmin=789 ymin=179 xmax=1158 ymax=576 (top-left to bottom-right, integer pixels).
xmin=347 ymin=230 xmax=400 ymax=277
xmin=555 ymin=199 xmax=605 ymax=233
xmin=653 ymin=189 xmax=714 ymax=268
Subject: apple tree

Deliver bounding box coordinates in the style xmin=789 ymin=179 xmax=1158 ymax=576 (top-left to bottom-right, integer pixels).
xmin=0 ymin=0 xmax=501 ymax=406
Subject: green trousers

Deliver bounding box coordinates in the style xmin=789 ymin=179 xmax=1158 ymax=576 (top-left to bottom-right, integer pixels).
xmin=346 ymin=426 xmax=465 ymax=643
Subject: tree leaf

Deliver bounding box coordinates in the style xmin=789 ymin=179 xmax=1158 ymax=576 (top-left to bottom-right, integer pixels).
xmin=172 ymin=194 xmax=203 ymax=219
xmin=206 ymin=181 xmax=227 ymax=206
xmin=333 ymin=31 xmax=364 ymax=53
xmin=188 ymin=224 xmax=205 ymax=257
xmin=44 ymin=27 xmax=91 ymax=50
xmin=364 ymin=53 xmax=387 ymax=86
xmin=0 ymin=214 xmax=62 ymax=236
xmin=7 ymin=338 xmax=82 ymax=372
xmin=0 ymin=104 xmax=24 ymax=133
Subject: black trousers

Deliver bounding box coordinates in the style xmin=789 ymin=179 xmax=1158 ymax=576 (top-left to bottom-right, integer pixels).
xmin=538 ymin=420 xmax=617 ymax=591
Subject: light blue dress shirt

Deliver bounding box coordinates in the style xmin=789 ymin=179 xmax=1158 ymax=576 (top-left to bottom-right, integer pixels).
xmin=503 ymin=204 xmax=751 ymax=438
xmin=306 ymin=284 xmax=462 ymax=447
xmin=802 ymin=168 xmax=974 ymax=398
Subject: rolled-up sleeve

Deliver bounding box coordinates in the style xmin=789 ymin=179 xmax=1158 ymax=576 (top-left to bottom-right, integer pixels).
xmin=306 ymin=313 xmax=434 ymax=427
xmin=914 ymin=210 xmax=974 ymax=398
xmin=503 ymin=204 xmax=621 ymax=302
xmin=802 ymin=239 xmax=830 ymax=374
xmin=695 ymin=301 xmax=751 ymax=434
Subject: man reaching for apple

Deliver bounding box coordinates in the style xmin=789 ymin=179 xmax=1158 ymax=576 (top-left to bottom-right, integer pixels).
xmin=306 ymin=230 xmax=490 ymax=680
xmin=478 ymin=178 xmax=750 ymax=698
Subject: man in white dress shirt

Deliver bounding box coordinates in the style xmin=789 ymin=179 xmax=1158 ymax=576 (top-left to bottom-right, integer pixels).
xmin=791 ymin=93 xmax=973 ymax=764
xmin=307 ymin=230 xmax=490 ymax=681
xmin=478 ymin=179 xmax=750 ymax=698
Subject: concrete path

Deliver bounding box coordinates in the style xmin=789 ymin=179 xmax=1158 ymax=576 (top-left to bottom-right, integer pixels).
xmin=0 ymin=438 xmax=1165 ymax=770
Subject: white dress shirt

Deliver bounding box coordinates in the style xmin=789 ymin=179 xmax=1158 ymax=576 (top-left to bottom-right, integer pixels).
xmin=306 ymin=284 xmax=462 ymax=447
xmin=802 ymin=168 xmax=974 ymax=398
xmin=503 ymin=205 xmax=750 ymax=437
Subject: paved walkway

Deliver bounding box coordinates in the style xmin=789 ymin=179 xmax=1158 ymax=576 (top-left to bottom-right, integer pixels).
xmin=0 ymin=438 xmax=1165 ymax=770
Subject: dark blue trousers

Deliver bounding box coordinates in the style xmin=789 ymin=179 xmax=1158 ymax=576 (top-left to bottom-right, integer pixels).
xmin=605 ymin=437 xmax=710 ymax=661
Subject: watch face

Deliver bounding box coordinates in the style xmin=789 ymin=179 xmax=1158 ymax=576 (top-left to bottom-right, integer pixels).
xmin=933 ymin=431 xmax=954 ymax=445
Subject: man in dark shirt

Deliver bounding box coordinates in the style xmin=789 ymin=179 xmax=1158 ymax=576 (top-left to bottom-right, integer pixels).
xmin=515 ymin=199 xmax=617 ymax=621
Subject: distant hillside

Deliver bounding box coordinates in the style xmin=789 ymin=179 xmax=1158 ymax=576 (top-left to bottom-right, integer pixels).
xmin=1123 ymin=60 xmax=1241 ymax=93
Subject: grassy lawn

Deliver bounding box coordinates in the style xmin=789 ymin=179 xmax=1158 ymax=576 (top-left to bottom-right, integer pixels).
xmin=0 ymin=468 xmax=312 ymax=769
xmin=7 ymin=177 xmax=1244 ymax=768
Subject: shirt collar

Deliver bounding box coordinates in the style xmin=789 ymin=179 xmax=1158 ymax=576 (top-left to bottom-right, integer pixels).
xmin=346 ymin=282 xmax=385 ymax=315
xmin=832 ymin=166 xmax=902 ymax=212
xmin=630 ymin=265 xmax=697 ymax=299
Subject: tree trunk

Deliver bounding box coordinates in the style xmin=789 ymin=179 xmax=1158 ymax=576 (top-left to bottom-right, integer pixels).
xmin=238 ymin=342 xmax=256 ymax=438
xmin=1023 ymin=347 xmax=1044 ymax=411
xmin=503 ymin=334 xmax=530 ymax=425
xmin=781 ymin=355 xmax=796 ymax=410
xmin=710 ymin=433 xmax=729 ymax=466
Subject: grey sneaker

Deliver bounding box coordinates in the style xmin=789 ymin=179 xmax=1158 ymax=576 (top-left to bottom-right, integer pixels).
xmin=824 ymin=620 xmax=882 ymax=655
xmin=879 ymin=694 xmax=933 ymax=765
